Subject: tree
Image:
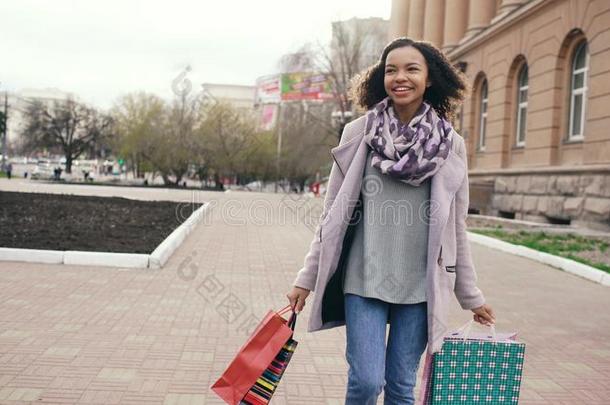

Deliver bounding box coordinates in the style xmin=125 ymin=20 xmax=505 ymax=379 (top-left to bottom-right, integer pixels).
xmin=112 ymin=91 xmax=205 ymax=186
xmin=286 ymin=18 xmax=387 ymax=140
xmin=20 ymin=98 xmax=113 ymax=173
xmin=157 ymin=91 xmax=202 ymax=186
xmin=0 ymin=111 xmax=5 ymax=135
xmin=111 ymin=90 xmax=292 ymax=189
xmin=242 ymin=129 xmax=278 ymax=183
xmin=277 ymin=100 xmax=336 ymax=190
xmin=196 ymin=101 xmax=262 ymax=188
xmin=112 ymin=92 xmax=166 ymax=179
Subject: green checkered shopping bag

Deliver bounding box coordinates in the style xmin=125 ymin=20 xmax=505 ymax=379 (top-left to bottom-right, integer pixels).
xmin=420 ymin=320 xmax=526 ymax=404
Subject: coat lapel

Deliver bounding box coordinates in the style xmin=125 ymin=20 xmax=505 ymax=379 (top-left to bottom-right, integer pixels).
xmin=330 ymin=134 xmax=362 ymax=177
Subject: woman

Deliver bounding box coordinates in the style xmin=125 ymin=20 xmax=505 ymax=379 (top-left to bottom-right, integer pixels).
xmin=286 ymin=37 xmax=496 ymax=404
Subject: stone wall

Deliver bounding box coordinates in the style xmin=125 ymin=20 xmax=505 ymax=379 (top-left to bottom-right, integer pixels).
xmin=489 ymin=172 xmax=610 ymax=231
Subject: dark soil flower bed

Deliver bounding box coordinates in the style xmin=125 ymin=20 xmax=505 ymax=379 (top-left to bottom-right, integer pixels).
xmin=0 ymin=191 xmax=203 ymax=254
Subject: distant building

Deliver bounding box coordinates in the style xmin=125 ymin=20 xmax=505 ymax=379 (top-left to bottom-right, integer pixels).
xmin=390 ymin=0 xmax=610 ymax=230
xmin=200 ymin=83 xmax=255 ymax=112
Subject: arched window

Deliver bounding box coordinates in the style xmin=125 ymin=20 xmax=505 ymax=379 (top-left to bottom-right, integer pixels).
xmin=515 ymin=65 xmax=528 ymax=146
xmin=568 ymin=41 xmax=588 ymax=139
xmin=478 ymin=80 xmax=488 ymax=150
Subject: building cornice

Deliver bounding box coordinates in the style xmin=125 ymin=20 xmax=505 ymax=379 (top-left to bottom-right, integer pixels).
xmin=201 ymin=83 xmax=255 ymax=89
xmin=469 ymin=163 xmax=610 ymax=177
xmin=447 ymin=0 xmax=552 ymax=61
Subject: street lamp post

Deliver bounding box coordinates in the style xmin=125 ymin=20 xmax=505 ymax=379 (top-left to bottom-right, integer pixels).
xmin=274 ymin=102 xmax=283 ymax=193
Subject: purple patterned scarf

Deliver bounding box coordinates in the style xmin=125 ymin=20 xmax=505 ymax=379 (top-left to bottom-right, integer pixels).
xmin=363 ymin=97 xmax=455 ymax=186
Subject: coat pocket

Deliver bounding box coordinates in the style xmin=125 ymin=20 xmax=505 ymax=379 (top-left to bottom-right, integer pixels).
xmin=437 ymin=247 xmax=457 ymax=290
xmin=438 ymin=244 xmax=457 ymax=273
xmin=443 ymin=266 xmax=457 ymax=289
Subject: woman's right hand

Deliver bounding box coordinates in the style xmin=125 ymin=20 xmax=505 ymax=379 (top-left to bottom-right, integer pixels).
xmin=471 ymin=303 xmax=496 ymax=326
xmin=286 ymin=286 xmax=310 ymax=314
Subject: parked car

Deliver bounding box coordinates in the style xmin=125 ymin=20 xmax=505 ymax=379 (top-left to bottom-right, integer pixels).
xmin=31 ymin=160 xmax=55 ymax=179
xmin=244 ymin=180 xmax=263 ymax=191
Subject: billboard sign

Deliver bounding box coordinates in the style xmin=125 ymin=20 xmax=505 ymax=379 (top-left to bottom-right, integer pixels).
xmin=280 ymin=72 xmax=334 ymax=101
xmin=255 ymin=75 xmax=281 ymax=104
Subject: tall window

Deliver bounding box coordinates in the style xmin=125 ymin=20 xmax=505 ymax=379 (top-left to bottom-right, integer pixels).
xmin=568 ymin=41 xmax=588 ymax=139
xmin=515 ymin=65 xmax=528 ymax=146
xmin=478 ymin=80 xmax=488 ymax=150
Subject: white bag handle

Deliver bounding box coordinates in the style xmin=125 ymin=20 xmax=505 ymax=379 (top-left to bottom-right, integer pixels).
xmin=455 ymin=319 xmax=497 ymax=342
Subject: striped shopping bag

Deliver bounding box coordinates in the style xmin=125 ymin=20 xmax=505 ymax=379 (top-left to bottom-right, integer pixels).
xmin=419 ymin=320 xmax=525 ymax=405
xmin=239 ymin=333 xmax=298 ymax=404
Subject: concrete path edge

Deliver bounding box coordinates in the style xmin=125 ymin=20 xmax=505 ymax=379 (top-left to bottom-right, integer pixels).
xmin=468 ymin=231 xmax=610 ymax=287
xmin=149 ymin=202 xmax=210 ymax=269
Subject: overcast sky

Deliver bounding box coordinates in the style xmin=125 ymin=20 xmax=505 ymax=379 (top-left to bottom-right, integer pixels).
xmin=1 ymin=0 xmax=391 ymax=109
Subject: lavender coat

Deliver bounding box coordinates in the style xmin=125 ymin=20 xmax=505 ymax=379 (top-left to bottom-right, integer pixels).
xmin=292 ymin=115 xmax=486 ymax=355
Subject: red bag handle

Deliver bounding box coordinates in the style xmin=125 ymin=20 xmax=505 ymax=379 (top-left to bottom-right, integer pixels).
xmin=278 ymin=304 xmax=293 ymax=315
xmin=278 ymin=304 xmax=297 ymax=332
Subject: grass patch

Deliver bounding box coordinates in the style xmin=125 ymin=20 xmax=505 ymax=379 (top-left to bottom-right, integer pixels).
xmin=471 ymin=227 xmax=610 ymax=274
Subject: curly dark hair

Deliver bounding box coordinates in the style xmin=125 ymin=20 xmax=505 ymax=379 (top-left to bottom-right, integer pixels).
xmin=350 ymin=37 xmax=467 ymax=119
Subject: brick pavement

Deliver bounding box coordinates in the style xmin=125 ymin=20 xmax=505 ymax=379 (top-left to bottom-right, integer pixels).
xmin=1 ymin=180 xmax=609 ymax=404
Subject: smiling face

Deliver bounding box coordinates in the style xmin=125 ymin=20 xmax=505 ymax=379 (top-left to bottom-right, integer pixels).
xmin=383 ymin=45 xmax=430 ymax=116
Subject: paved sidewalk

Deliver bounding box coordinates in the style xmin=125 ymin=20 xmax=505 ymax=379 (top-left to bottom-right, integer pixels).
xmin=1 ymin=181 xmax=609 ymax=404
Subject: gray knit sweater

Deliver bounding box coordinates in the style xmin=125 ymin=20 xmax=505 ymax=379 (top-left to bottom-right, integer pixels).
xmin=342 ymin=148 xmax=430 ymax=304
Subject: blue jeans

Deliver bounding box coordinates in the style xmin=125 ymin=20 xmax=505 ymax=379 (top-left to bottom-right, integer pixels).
xmin=344 ymin=293 xmax=428 ymax=405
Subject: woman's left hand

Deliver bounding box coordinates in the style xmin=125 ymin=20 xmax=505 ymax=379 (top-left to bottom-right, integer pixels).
xmin=471 ymin=304 xmax=496 ymax=326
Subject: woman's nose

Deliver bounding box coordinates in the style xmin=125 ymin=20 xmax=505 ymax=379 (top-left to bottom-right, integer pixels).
xmin=395 ymin=70 xmax=408 ymax=82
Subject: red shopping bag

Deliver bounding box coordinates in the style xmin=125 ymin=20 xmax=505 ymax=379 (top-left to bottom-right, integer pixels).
xmin=211 ymin=304 xmax=297 ymax=405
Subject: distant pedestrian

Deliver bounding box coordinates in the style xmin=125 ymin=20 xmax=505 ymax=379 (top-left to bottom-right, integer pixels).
xmin=53 ymin=167 xmax=62 ymax=181
xmin=6 ymin=162 xmax=12 ymax=179
xmin=311 ymin=181 xmax=320 ymax=197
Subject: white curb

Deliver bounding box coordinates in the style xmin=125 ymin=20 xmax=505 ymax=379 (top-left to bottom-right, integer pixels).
xmin=64 ymin=251 xmax=149 ymax=268
xmin=149 ymin=202 xmax=209 ymax=269
xmin=468 ymin=231 xmax=609 ymax=286
xmin=0 ymin=201 xmax=211 ymax=270
xmin=0 ymin=247 xmax=64 ymax=264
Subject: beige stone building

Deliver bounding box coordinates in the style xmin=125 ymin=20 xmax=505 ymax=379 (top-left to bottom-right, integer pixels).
xmin=390 ymin=0 xmax=610 ymax=230
xmin=200 ymin=83 xmax=256 ymax=111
